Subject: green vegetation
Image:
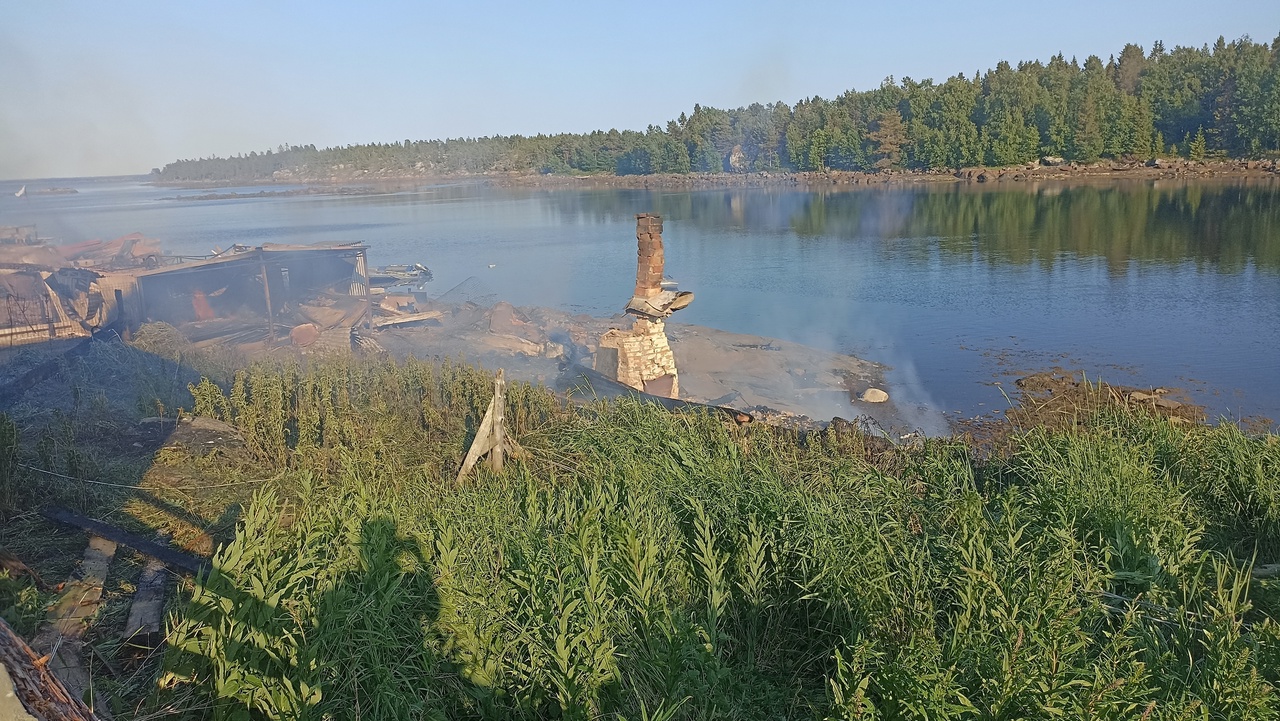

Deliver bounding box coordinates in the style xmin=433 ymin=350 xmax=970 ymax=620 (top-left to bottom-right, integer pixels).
xmin=157 ymin=34 xmax=1280 ymax=182
xmin=128 ymin=359 xmax=1280 ymax=718
xmin=2 ymin=350 xmax=1279 ymax=719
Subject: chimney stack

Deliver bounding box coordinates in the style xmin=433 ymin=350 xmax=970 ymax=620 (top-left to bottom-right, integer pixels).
xmin=634 ymin=213 xmax=664 ymax=299
xmin=596 ymin=213 xmax=687 ymax=399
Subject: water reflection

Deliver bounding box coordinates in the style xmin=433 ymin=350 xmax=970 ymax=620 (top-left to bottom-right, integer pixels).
xmin=527 ymin=179 xmax=1280 ymax=274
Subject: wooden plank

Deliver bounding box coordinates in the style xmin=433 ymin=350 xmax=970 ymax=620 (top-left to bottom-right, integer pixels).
xmin=29 ymin=537 xmax=117 ymax=719
xmin=567 ymin=364 xmax=752 ymax=423
xmin=372 ymin=310 xmax=443 ymax=328
xmin=40 ymin=508 xmax=209 ymax=576
xmin=455 ymin=370 xmax=530 ymax=484
xmin=45 ymin=537 xmax=116 ymax=638
xmin=123 ymin=556 xmax=167 ymax=650
xmin=455 ymin=393 xmax=498 ymax=484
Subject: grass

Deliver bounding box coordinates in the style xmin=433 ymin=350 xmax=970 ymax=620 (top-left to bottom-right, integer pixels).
xmin=3 ymin=342 xmax=1280 ymax=719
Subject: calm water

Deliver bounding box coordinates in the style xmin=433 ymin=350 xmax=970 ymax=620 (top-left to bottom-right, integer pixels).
xmin=3 ymin=176 xmax=1279 ymax=426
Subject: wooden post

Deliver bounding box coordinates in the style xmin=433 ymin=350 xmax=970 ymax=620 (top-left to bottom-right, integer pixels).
xmin=455 ymin=370 xmax=527 ymax=484
xmin=260 ymin=252 xmax=275 ymax=342
xmin=489 ymin=370 xmax=506 ymax=474
xmin=359 ymin=249 xmax=373 ymax=330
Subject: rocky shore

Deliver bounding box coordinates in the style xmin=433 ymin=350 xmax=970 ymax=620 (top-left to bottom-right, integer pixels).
xmin=159 ymin=157 xmax=1280 ymax=193
xmin=485 ymin=157 xmax=1280 ymax=190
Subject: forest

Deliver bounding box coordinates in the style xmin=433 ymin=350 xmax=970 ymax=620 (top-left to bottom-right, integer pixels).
xmin=155 ymin=35 xmax=1280 ymax=182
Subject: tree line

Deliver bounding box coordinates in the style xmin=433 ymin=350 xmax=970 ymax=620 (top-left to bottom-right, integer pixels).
xmin=156 ymin=34 xmax=1280 ymax=182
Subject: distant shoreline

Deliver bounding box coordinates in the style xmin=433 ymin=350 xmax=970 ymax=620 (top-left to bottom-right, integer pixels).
xmin=153 ymin=158 xmax=1280 ymax=193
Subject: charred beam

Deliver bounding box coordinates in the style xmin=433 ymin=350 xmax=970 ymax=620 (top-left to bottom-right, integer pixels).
xmin=40 ymin=507 xmax=210 ymax=576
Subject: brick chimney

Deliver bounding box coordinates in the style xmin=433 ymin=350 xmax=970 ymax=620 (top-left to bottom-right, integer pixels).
xmin=597 ymin=214 xmax=687 ymax=398
xmin=634 ymin=213 xmax=664 ymax=299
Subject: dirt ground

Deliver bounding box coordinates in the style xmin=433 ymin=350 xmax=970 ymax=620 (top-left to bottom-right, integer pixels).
xmin=368 ymin=300 xmax=924 ymax=434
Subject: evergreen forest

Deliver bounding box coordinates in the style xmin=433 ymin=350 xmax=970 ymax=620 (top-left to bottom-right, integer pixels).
xmin=156 ymin=35 xmax=1280 ymax=182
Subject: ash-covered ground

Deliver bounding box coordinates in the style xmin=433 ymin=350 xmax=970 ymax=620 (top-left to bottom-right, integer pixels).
xmin=369 ymin=298 xmax=942 ymax=436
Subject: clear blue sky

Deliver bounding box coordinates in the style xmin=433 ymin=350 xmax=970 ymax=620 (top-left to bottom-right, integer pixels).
xmin=2 ymin=0 xmax=1277 ymax=179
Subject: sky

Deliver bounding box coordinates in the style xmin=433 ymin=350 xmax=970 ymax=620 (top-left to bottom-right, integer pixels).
xmin=2 ymin=0 xmax=1278 ymax=180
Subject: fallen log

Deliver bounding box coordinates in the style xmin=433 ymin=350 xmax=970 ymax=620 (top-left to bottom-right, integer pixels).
xmin=0 ymin=616 xmax=100 ymax=720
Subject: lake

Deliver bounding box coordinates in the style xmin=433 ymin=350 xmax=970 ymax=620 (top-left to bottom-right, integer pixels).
xmin=3 ymin=176 xmax=1279 ymax=427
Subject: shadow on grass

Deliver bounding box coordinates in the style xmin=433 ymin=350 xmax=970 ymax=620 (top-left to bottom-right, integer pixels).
xmin=156 ymin=516 xmax=453 ymax=719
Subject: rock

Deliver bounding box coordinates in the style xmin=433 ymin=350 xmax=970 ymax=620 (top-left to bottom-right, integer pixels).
xmin=1041 ymin=156 xmax=1066 ymax=167
xmin=1129 ymin=391 xmax=1156 ymax=402
xmin=859 ymin=387 xmax=889 ymax=403
xmin=290 ymin=323 xmax=321 ymax=347
xmin=976 ymin=171 xmax=991 ymax=183
xmin=1154 ymin=398 xmax=1182 ymax=410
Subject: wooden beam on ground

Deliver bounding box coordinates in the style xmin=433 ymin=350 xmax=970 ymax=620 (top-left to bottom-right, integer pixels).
xmin=30 ymin=537 xmax=117 ymax=719
xmin=1253 ymin=563 xmax=1280 ymax=578
xmin=40 ymin=508 xmax=209 ymax=576
xmin=122 ymin=555 xmax=168 ymax=651
xmin=371 ymin=310 xmax=444 ymax=328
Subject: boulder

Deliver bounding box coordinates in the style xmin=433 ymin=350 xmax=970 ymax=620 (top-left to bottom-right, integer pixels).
xmin=1040 ymin=156 xmax=1066 ymax=167
xmin=859 ymin=388 xmax=889 ymax=403
xmin=290 ymin=323 xmax=321 ymax=347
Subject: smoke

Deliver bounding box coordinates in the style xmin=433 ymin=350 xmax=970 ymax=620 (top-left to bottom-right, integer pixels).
xmin=736 ymin=55 xmax=794 ymax=107
xmin=0 ymin=36 xmax=161 ymax=179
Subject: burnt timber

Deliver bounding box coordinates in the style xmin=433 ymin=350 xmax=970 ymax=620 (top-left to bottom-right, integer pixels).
xmin=0 ymin=241 xmax=372 ymax=352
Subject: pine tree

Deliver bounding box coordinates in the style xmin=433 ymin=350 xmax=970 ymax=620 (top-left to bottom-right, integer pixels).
xmin=1189 ymin=127 xmax=1207 ymax=161
xmin=867 ymin=109 xmax=907 ymax=170
xmin=1130 ymin=98 xmax=1155 ymax=158
xmin=1068 ymin=98 xmax=1104 ymax=163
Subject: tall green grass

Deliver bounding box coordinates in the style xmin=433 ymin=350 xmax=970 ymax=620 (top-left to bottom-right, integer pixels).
xmin=137 ymin=358 xmax=1280 ymax=719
